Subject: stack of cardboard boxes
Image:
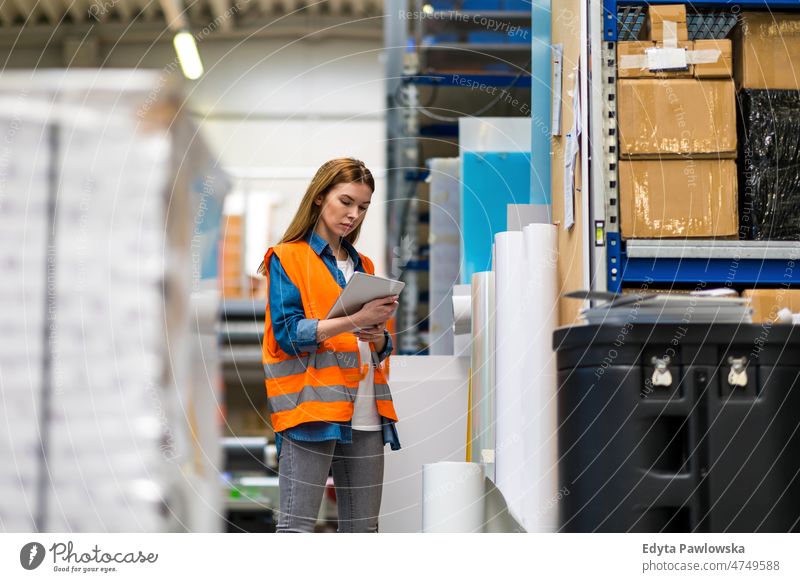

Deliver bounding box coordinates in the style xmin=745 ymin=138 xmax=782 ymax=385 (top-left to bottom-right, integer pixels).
xmin=614 ymin=6 xmax=800 ymax=321
xmin=617 ymin=5 xmax=739 ymax=239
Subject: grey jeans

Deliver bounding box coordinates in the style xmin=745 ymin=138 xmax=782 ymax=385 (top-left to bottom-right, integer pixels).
xmin=276 ymin=430 xmax=385 ymax=533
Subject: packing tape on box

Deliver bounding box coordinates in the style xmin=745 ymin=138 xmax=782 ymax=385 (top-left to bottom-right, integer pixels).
xmin=619 ymin=15 xmax=722 ymax=72
xmin=663 ymin=20 xmax=678 ymax=48
xmin=620 ymin=47 xmax=722 ymax=71
xmin=687 ymin=49 xmax=723 ymax=64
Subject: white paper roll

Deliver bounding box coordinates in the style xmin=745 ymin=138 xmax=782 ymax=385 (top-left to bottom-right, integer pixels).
xmin=452 ymin=284 xmax=472 ymax=335
xmin=422 ymin=462 xmax=485 ymax=533
xmin=493 ymin=231 xmax=527 ymax=524
xmin=470 ymin=272 xmax=496 ymax=481
xmin=521 ymin=223 xmax=559 ymax=533
xmin=380 ymin=356 xmax=470 ymax=533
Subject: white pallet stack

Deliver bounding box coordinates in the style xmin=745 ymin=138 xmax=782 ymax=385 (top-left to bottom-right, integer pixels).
xmin=0 ymin=113 xmax=50 ymax=533
xmin=0 ymin=71 xmax=227 ymax=533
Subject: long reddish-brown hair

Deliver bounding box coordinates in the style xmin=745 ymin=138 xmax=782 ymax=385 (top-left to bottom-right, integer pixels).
xmin=257 ymin=157 xmax=375 ymax=275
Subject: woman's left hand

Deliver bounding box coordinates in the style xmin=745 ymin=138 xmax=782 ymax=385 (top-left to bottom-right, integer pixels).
xmin=354 ymin=322 xmax=385 ymax=342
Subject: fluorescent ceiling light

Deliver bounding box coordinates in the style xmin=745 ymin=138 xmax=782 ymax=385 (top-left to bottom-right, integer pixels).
xmin=173 ymin=31 xmax=204 ymax=80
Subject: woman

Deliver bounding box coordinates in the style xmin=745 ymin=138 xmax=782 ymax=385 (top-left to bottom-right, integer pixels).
xmin=259 ymin=157 xmax=401 ymax=533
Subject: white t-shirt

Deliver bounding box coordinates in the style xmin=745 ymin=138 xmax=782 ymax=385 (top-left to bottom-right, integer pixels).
xmin=337 ymin=255 xmax=382 ymax=431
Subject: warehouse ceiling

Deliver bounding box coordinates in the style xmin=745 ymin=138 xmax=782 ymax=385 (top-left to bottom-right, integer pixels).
xmin=0 ymin=0 xmax=384 ymax=47
xmin=0 ymin=0 xmax=383 ymax=27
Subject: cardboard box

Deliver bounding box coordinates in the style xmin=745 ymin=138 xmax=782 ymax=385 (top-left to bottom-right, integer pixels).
xmin=649 ymin=4 xmax=686 ymax=24
xmin=742 ymin=289 xmax=800 ymax=323
xmin=619 ymin=159 xmax=739 ymax=238
xmin=618 ymin=79 xmax=737 ymax=158
xmin=692 ymin=39 xmax=733 ymax=78
xmin=648 ymin=4 xmax=688 ymax=42
xmin=618 ymin=41 xmax=658 ymax=79
xmin=650 ymin=22 xmax=689 ymax=42
xmin=617 ymin=41 xmax=693 ymax=78
xmin=735 ymin=12 xmax=800 ymax=90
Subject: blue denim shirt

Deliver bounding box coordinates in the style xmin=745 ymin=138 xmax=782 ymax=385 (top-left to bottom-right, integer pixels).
xmin=267 ymin=229 xmax=401 ymax=457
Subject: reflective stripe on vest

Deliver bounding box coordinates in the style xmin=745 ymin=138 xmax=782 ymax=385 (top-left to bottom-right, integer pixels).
xmin=374 ymin=382 xmax=392 ymax=402
xmin=263 ymin=350 xmax=362 ymax=379
xmin=268 ymin=384 xmax=357 ymax=413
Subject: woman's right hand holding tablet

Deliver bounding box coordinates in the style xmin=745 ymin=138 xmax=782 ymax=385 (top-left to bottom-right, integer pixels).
xmin=317 ymin=296 xmax=399 ymax=343
xmin=352 ymin=295 xmax=399 ymax=330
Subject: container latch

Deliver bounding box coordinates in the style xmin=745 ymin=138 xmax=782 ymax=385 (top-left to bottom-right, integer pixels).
xmin=650 ymin=356 xmax=672 ymax=387
xmin=727 ymin=356 xmax=748 ymax=387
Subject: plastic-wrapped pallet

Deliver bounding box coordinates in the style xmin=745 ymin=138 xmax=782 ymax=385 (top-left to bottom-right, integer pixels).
xmin=738 ymin=90 xmax=800 ymax=241
xmin=0 ymin=70 xmax=229 ymax=533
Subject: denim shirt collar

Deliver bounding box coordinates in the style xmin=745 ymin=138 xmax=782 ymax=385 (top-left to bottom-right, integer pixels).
xmin=305 ymin=229 xmax=362 ymax=271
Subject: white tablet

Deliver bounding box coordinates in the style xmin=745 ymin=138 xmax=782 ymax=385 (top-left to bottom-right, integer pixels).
xmin=325 ymin=272 xmax=405 ymax=320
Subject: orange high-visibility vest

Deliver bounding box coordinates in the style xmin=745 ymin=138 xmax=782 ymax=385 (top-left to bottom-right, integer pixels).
xmin=262 ymin=240 xmax=398 ymax=433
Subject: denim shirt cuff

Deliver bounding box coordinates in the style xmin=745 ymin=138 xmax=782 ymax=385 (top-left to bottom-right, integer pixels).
xmin=295 ymin=318 xmax=320 ymax=352
xmin=376 ymin=330 xmax=393 ymax=362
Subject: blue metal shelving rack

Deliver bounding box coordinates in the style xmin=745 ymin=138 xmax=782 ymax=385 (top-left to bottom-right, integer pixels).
xmin=387 ymin=2 xmax=534 ymax=353
xmin=402 ymin=72 xmax=532 ymax=88
xmin=604 ymin=0 xmax=800 ymax=40
xmin=607 ymin=234 xmax=800 ymax=290
xmin=594 ymin=0 xmax=800 ymax=292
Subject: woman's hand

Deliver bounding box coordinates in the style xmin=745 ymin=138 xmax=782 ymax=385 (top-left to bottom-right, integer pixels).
xmin=354 ymin=322 xmax=385 ymax=342
xmin=352 ymin=295 xmax=399 ymax=329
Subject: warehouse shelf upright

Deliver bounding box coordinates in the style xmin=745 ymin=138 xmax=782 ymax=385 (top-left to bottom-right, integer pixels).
xmin=385 ymin=0 xmax=532 ymax=353
xmin=587 ymin=0 xmax=800 ymax=294
xmin=403 ymin=72 xmax=533 ymax=88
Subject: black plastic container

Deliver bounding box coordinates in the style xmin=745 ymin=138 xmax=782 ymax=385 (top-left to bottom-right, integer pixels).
xmin=553 ymin=323 xmax=800 ymax=532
